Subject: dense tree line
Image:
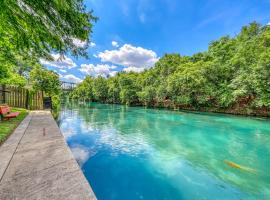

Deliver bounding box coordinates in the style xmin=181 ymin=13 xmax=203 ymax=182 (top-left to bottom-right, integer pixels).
xmin=70 ymin=22 xmax=270 ymax=115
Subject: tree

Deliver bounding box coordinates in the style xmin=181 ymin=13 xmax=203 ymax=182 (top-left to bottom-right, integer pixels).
xmin=118 ymin=73 xmax=140 ymax=105
xmin=0 ymin=0 xmax=97 ymax=83
xmin=0 ymin=0 xmax=96 ymax=58
xmin=137 ymin=86 xmax=156 ymax=106
xmin=107 ymin=75 xmax=121 ymax=103
xmin=92 ymin=76 xmax=108 ymax=102
xmin=30 ymin=66 xmax=61 ymax=96
xmin=70 ymin=22 xmax=270 ymax=115
xmin=70 ymin=76 xmax=94 ymax=101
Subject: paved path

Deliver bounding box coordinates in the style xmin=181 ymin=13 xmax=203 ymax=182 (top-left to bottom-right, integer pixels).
xmin=0 ymin=111 xmax=96 ymax=200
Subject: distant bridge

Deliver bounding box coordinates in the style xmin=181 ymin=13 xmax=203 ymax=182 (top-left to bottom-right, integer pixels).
xmin=60 ymin=81 xmax=77 ymax=91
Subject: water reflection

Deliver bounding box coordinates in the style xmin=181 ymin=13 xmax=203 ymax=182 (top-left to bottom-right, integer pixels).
xmin=59 ymin=102 xmax=270 ymax=200
xmin=70 ymin=145 xmax=93 ymax=166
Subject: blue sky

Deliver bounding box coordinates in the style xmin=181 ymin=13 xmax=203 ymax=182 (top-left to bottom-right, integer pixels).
xmin=43 ymin=0 xmax=270 ymax=83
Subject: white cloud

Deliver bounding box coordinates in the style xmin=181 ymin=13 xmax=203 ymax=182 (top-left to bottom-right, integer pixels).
xmin=96 ymin=127 xmax=151 ymax=156
xmin=80 ymin=64 xmax=118 ymax=77
xmin=62 ymin=74 xmax=82 ymax=83
xmin=109 ymin=71 xmax=118 ymax=77
xmin=137 ymin=0 xmax=153 ymax=24
xmin=195 ymin=12 xmax=226 ymax=29
xmin=72 ymin=38 xmax=96 ymax=48
xmin=123 ymin=67 xmax=145 ymax=73
xmin=40 ymin=54 xmax=77 ymax=69
xmin=119 ymin=2 xmax=130 ymax=17
xmin=112 ymin=41 xmax=119 ymax=47
xmin=98 ymin=44 xmax=159 ymax=69
xmin=70 ymin=145 xmax=97 ymax=166
xmin=90 ymin=42 xmax=96 ymax=47
xmin=72 ymin=38 xmax=87 ymax=48
xmin=60 ymin=69 xmax=67 ymax=73
xmin=139 ymin=13 xmax=146 ymax=23
xmin=61 ymin=127 xmax=76 ymax=139
xmin=71 ymin=146 xmax=90 ymax=165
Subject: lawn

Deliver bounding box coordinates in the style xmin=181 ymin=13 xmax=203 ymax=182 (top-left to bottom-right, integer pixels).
xmin=0 ymin=107 xmax=29 ymax=145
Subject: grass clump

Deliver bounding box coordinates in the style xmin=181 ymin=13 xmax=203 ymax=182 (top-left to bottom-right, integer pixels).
xmin=0 ymin=107 xmax=28 ymax=145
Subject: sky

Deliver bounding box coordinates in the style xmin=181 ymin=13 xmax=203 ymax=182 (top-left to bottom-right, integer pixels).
xmin=42 ymin=0 xmax=270 ymax=83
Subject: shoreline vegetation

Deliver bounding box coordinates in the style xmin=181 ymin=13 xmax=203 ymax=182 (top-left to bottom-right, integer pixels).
xmin=71 ymin=100 xmax=270 ymax=118
xmin=70 ymin=22 xmax=270 ymax=117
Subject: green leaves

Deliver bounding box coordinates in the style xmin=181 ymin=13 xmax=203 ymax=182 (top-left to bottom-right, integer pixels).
xmin=30 ymin=66 xmax=61 ymax=96
xmin=0 ymin=0 xmax=96 ymax=85
xmin=92 ymin=76 xmax=108 ymax=102
xmin=70 ymin=22 xmax=270 ymax=113
xmin=1 ymin=0 xmax=96 ymax=57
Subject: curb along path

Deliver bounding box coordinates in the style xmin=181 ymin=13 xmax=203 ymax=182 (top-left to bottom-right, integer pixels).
xmin=0 ymin=111 xmax=96 ymax=200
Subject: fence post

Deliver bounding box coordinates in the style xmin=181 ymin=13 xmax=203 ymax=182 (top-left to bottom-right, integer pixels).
xmin=42 ymin=91 xmax=44 ymax=110
xmin=2 ymin=85 xmax=6 ymax=104
xmin=25 ymin=89 xmax=29 ymax=109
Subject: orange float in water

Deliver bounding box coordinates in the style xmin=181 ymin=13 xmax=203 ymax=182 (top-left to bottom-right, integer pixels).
xmin=224 ymin=160 xmax=256 ymax=173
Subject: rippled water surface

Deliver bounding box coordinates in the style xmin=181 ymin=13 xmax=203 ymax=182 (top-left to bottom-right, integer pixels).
xmin=58 ymin=102 xmax=270 ymax=200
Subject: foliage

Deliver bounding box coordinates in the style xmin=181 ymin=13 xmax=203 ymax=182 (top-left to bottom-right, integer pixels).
xmin=0 ymin=72 xmax=27 ymax=86
xmin=92 ymin=76 xmax=108 ymax=103
xmin=30 ymin=66 xmax=61 ymax=114
xmin=0 ymin=0 xmax=96 ymax=84
xmin=70 ymin=76 xmax=94 ymax=101
xmin=30 ymin=66 xmax=61 ymax=96
xmin=70 ymin=22 xmax=270 ymax=113
xmin=52 ymin=95 xmax=61 ymax=110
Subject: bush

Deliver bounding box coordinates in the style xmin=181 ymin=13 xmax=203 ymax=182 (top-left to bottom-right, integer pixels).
xmin=52 ymin=95 xmax=60 ymax=111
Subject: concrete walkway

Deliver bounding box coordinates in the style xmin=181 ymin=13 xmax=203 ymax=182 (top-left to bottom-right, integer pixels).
xmin=0 ymin=111 xmax=96 ymax=200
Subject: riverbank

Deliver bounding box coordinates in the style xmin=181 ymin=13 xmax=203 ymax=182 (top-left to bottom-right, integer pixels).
xmin=0 ymin=111 xmax=96 ymax=200
xmin=74 ymin=100 xmax=270 ymax=117
xmin=159 ymin=103 xmax=270 ymax=117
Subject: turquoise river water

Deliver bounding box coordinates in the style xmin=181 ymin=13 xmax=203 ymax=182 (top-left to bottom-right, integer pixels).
xmin=58 ymin=102 xmax=270 ymax=200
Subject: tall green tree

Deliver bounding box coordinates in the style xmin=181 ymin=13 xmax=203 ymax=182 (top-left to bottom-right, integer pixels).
xmin=92 ymin=76 xmax=108 ymax=102
xmin=30 ymin=66 xmax=61 ymax=96
xmin=118 ymin=73 xmax=140 ymax=105
xmin=0 ymin=0 xmax=96 ymax=83
xmin=70 ymin=76 xmax=94 ymax=101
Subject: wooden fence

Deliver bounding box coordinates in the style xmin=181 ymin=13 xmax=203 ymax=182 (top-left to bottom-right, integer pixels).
xmin=0 ymin=85 xmax=44 ymax=110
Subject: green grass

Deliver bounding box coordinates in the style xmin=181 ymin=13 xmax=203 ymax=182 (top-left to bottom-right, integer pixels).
xmin=0 ymin=107 xmax=29 ymax=145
